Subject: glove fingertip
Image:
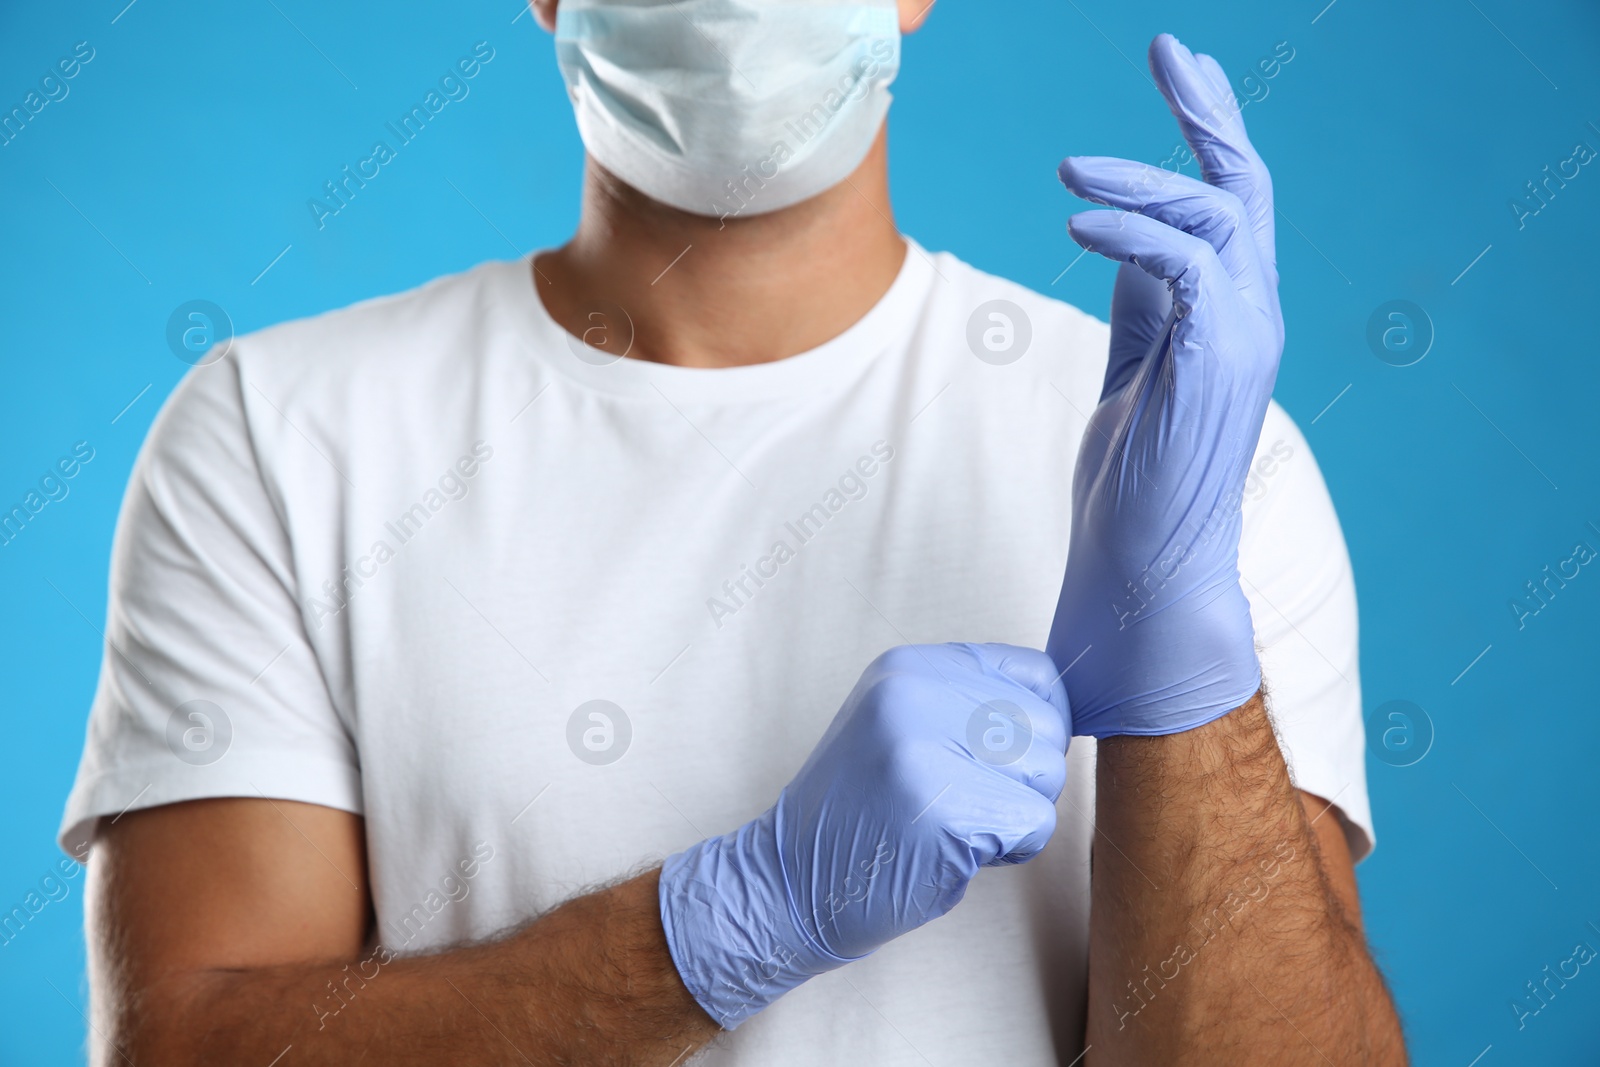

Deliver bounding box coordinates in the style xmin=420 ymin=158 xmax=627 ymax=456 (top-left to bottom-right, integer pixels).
xmin=1065 ymin=209 xmax=1114 ymax=245
xmin=986 ymin=849 xmax=1040 ymax=867
xmin=1148 ymin=32 xmax=1184 ymax=70
xmin=1195 ymin=52 xmax=1233 ymax=102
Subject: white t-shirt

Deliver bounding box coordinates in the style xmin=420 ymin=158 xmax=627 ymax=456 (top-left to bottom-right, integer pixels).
xmin=61 ymin=241 xmax=1371 ymax=1065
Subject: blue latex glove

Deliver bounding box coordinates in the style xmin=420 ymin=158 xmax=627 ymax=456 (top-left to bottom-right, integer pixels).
xmin=1045 ymin=34 xmax=1284 ymax=738
xmin=658 ymin=643 xmax=1069 ymax=1029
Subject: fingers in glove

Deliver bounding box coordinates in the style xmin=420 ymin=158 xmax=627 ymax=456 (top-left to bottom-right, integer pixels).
xmin=1066 ymin=209 xmax=1235 ymax=324
xmin=1058 ymin=156 xmax=1267 ymax=302
xmin=1148 ymin=33 xmax=1278 ymax=285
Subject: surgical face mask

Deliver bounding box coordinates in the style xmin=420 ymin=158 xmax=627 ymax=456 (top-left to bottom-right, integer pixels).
xmin=555 ymin=0 xmax=901 ymax=220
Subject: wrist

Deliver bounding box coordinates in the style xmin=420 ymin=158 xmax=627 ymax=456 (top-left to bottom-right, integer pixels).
xmin=1052 ymin=580 xmax=1260 ymax=737
xmin=657 ymin=807 xmax=846 ymax=1029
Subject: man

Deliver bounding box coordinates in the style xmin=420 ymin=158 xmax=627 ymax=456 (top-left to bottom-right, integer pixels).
xmin=62 ymin=0 xmax=1405 ymax=1062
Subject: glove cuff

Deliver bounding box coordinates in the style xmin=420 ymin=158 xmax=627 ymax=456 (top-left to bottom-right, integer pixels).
xmin=658 ymin=807 xmax=849 ymax=1029
xmin=1052 ymin=581 xmax=1262 ymax=737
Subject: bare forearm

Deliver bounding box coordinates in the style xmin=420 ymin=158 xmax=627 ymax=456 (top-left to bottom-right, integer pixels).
xmin=1085 ymin=692 xmax=1405 ymax=1065
xmin=114 ymin=871 xmax=718 ymax=1066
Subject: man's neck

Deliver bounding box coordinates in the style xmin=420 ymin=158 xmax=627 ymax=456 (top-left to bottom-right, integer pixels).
xmin=535 ymin=130 xmax=907 ymax=369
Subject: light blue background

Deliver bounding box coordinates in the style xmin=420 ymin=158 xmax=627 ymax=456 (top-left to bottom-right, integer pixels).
xmin=3 ymin=0 xmax=1597 ymax=1062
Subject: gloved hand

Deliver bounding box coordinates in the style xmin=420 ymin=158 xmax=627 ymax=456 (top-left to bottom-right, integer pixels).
xmin=658 ymin=643 xmax=1069 ymax=1029
xmin=1045 ymin=34 xmax=1284 ymax=737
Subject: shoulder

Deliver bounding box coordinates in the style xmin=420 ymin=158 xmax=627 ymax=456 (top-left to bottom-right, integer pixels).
xmin=1242 ymin=401 xmax=1343 ymax=557
xmin=143 ymin=259 xmax=521 ymax=482
xmin=230 ymin=258 xmax=517 ymax=397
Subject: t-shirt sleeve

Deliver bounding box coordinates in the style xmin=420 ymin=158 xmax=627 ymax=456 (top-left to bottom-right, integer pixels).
xmin=57 ymin=351 xmax=361 ymax=858
xmin=1238 ymin=401 xmax=1374 ymax=861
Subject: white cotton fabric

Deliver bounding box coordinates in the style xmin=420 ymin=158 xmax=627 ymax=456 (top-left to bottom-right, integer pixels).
xmin=60 ymin=241 xmax=1370 ymax=1064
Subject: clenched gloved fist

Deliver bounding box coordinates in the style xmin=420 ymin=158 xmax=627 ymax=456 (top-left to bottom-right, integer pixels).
xmin=659 ymin=643 xmax=1069 ymax=1028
